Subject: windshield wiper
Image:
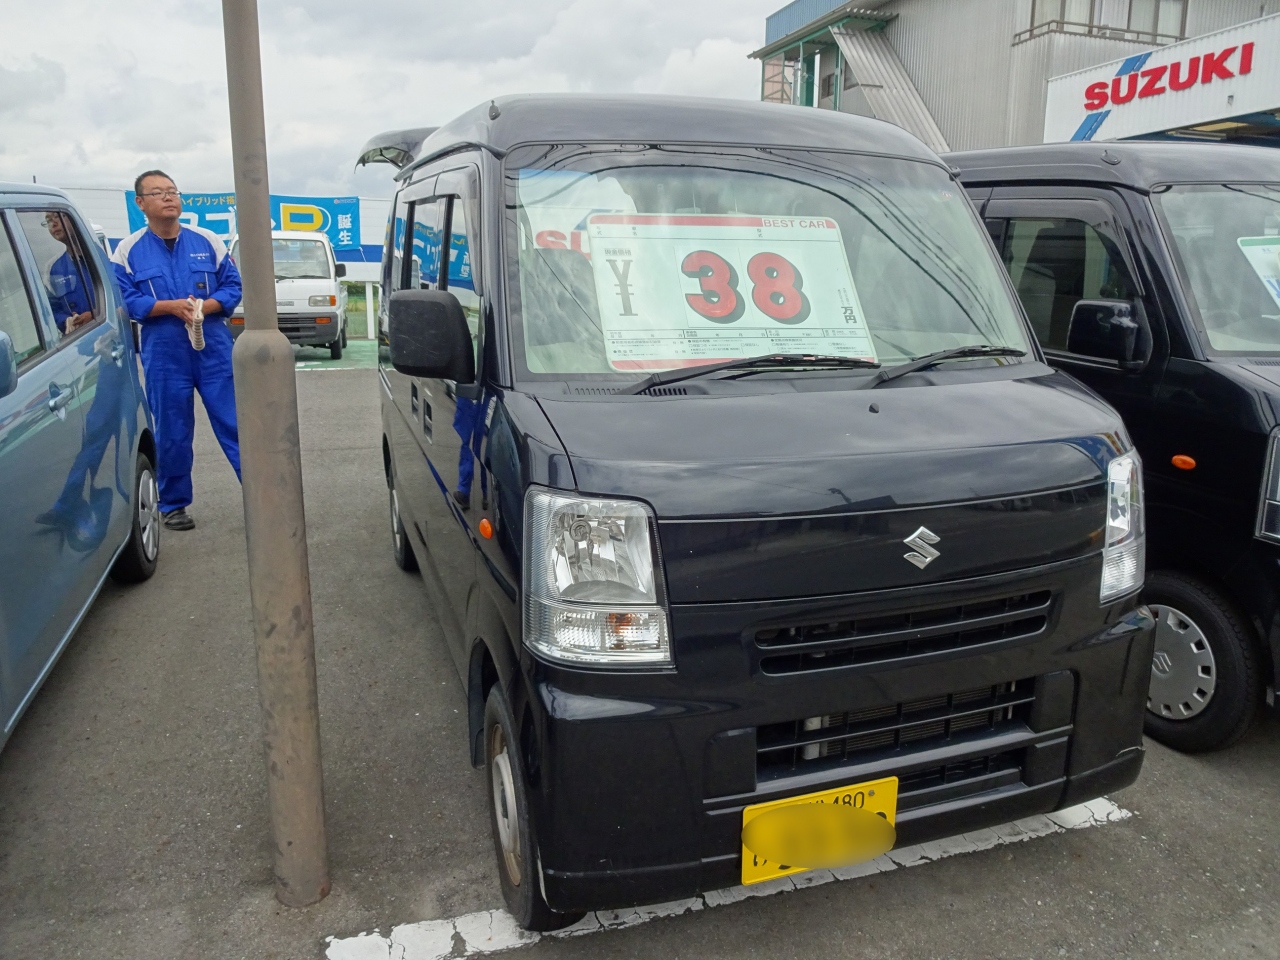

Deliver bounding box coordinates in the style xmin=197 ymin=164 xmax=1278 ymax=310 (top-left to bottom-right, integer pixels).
xmin=858 ymin=345 xmax=1026 ymax=390
xmin=623 ymin=353 xmax=880 ymax=396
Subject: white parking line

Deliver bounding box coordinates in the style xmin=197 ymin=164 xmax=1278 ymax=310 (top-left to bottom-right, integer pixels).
xmin=324 ymin=797 xmax=1131 ymax=960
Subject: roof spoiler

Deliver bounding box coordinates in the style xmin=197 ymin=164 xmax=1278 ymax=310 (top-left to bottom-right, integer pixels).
xmin=355 ymin=127 xmax=440 ymax=169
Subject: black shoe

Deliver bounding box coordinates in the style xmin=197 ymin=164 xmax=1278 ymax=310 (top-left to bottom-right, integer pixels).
xmin=36 ymin=508 xmax=65 ymax=527
xmin=452 ymin=490 xmax=470 ymax=510
xmin=162 ymin=508 xmax=195 ymax=531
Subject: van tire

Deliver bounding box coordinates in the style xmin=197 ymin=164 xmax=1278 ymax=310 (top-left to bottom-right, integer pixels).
xmin=330 ymin=337 xmax=343 ymax=360
xmin=1143 ymin=571 xmax=1262 ymax=753
xmin=110 ymin=450 xmax=160 ymax=584
xmin=389 ymin=478 xmax=417 ymax=572
xmin=484 ymin=686 xmax=585 ymax=932
xmin=341 ymin=324 xmax=348 ymax=348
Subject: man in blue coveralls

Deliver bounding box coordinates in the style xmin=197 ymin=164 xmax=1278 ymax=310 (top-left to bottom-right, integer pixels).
xmin=112 ymin=170 xmax=243 ymax=531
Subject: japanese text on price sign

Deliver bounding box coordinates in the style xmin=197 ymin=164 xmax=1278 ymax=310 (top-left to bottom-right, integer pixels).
xmin=586 ymin=214 xmax=875 ymax=371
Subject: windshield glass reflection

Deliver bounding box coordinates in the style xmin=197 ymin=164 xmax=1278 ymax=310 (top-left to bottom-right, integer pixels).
xmin=505 ymin=144 xmax=1030 ymax=380
xmin=1156 ymin=183 xmax=1280 ymax=353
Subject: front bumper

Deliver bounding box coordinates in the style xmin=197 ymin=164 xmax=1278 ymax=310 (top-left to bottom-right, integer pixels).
xmin=520 ymin=554 xmax=1154 ymax=914
xmin=229 ymin=310 xmax=341 ymax=346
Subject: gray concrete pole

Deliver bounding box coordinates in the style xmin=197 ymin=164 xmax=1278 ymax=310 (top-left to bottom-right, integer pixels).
xmin=221 ymin=0 xmax=330 ymax=907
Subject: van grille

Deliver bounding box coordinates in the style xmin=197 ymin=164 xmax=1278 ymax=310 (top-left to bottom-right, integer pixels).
xmin=896 ymin=750 xmax=1025 ymax=812
xmin=756 ymin=590 xmax=1052 ymax=675
xmin=756 ymin=679 xmax=1035 ymax=776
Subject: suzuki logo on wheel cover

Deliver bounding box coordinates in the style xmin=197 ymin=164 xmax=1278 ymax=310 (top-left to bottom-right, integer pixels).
xmin=903 ymin=527 xmax=941 ymax=570
xmin=1152 ymin=650 xmax=1173 ymax=675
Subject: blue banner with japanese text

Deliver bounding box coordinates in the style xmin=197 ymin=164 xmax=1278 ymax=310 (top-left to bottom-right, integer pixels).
xmin=125 ymin=192 xmax=361 ymax=250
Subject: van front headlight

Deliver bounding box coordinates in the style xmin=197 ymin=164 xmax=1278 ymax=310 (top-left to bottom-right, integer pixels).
xmin=523 ymin=488 xmax=672 ymax=667
xmin=1100 ymin=453 xmax=1145 ymax=603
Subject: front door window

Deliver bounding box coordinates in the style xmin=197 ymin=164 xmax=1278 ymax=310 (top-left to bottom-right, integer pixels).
xmin=999 ymin=217 xmax=1137 ymax=354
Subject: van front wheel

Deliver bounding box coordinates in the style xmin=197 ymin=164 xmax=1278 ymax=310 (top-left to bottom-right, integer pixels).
xmin=1143 ymin=571 xmax=1262 ymax=752
xmin=389 ymin=479 xmax=417 ymax=572
xmin=484 ymin=686 xmax=584 ymax=932
xmin=110 ymin=450 xmax=160 ymax=584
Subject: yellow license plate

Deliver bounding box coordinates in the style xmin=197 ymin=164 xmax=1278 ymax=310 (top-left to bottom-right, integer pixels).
xmin=740 ymin=776 xmax=898 ymax=885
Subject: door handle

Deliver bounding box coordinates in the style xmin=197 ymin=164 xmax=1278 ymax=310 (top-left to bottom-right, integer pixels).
xmin=48 ymin=383 xmax=73 ymax=418
xmin=110 ymin=342 xmax=126 ymax=362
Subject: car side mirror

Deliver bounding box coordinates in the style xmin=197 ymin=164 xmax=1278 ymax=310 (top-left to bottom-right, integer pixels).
xmin=388 ymin=289 xmax=475 ymax=382
xmin=334 ymin=263 xmax=347 ymax=278
xmin=1066 ymin=299 xmax=1143 ymax=370
xmin=0 ymin=330 xmax=17 ymax=400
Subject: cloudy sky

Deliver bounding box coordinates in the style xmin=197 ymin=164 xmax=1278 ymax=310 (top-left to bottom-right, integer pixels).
xmin=1 ymin=0 xmax=779 ymax=199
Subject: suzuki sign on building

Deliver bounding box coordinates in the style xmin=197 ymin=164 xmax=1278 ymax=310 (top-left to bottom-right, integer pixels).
xmin=1044 ymin=14 xmax=1280 ymax=143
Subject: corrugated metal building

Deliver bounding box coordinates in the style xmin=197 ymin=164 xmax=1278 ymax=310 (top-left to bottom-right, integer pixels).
xmin=752 ymin=0 xmax=1280 ymax=150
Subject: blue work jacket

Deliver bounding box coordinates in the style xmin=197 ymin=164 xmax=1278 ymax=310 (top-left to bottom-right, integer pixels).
xmin=110 ymin=226 xmax=243 ymax=336
xmin=42 ymin=250 xmax=95 ymax=333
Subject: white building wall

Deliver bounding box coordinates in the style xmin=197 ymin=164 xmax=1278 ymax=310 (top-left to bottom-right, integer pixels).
xmin=1006 ymin=31 xmax=1154 ymax=144
xmin=1187 ymin=0 xmax=1280 ymax=35
xmin=761 ymin=0 xmax=1279 ymax=149
xmin=880 ymin=0 xmax=1025 ymax=151
xmin=1045 ymin=13 xmax=1280 ymax=140
xmin=60 ymin=187 xmax=132 ymax=240
xmin=359 ymin=197 xmax=390 ymax=253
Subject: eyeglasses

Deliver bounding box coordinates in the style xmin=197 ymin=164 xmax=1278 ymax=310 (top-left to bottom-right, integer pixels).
xmin=40 ymin=216 xmax=65 ymax=228
xmin=140 ymin=189 xmax=181 ymax=200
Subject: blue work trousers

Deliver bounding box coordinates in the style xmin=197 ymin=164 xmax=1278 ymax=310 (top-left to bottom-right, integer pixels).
xmin=453 ymin=396 xmax=487 ymax=499
xmin=142 ymin=318 xmax=241 ymax=512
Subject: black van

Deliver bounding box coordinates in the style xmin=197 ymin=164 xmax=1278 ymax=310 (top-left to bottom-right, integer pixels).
xmin=366 ymin=95 xmax=1154 ymax=929
xmin=948 ymin=142 xmax=1280 ymax=753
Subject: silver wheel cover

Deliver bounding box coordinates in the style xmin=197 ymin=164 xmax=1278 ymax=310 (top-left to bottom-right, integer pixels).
xmin=490 ymin=727 xmax=523 ymax=886
xmin=138 ymin=468 xmax=160 ymax=562
xmin=1147 ymin=603 xmax=1216 ymax=720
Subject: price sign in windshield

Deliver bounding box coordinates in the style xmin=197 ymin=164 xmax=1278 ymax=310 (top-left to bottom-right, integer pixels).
xmin=586 ymin=214 xmax=875 ymax=371
xmin=1238 ymin=237 xmax=1280 ymax=310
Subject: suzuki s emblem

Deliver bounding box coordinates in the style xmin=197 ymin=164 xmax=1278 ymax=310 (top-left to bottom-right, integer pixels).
xmin=1152 ymin=651 xmax=1173 ymax=676
xmin=903 ymin=527 xmax=941 ymax=570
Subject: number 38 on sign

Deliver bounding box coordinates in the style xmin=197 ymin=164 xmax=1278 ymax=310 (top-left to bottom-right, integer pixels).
xmin=586 ymin=214 xmax=876 ymax=371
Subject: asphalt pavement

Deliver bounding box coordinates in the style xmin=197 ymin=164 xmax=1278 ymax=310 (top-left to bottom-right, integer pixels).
xmin=0 ymin=352 xmax=1277 ymax=960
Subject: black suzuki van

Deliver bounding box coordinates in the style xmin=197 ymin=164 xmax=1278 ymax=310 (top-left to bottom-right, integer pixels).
xmin=365 ymin=95 xmax=1154 ymax=929
xmin=949 ymin=142 xmax=1280 ymax=754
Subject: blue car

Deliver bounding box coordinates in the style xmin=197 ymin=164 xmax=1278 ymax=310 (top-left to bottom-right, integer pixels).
xmin=0 ymin=183 xmax=158 ymax=751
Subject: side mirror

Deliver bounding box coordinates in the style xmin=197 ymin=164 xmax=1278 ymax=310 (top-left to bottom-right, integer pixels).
xmin=1066 ymin=299 xmax=1142 ymax=369
xmin=388 ymin=289 xmax=475 ymax=382
xmin=0 ymin=330 xmax=16 ymax=400
xmin=334 ymin=263 xmax=347 ymax=278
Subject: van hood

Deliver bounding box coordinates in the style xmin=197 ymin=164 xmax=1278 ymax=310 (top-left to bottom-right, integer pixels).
xmin=536 ymin=369 xmax=1124 ymax=601
xmin=1228 ymin=360 xmax=1280 ymax=418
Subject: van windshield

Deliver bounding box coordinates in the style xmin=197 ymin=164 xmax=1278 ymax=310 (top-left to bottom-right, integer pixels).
xmin=504 ymin=144 xmax=1030 ymax=380
xmin=230 ymin=238 xmax=331 ymax=280
xmin=1155 ymin=183 xmax=1280 ymax=353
